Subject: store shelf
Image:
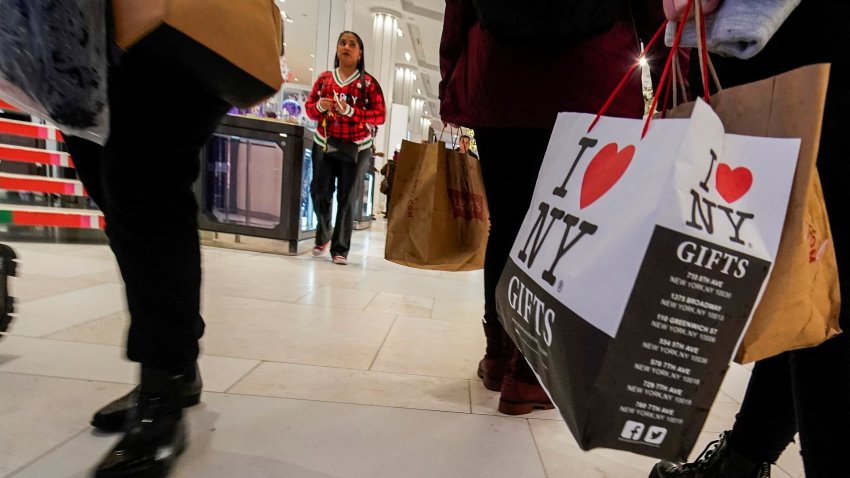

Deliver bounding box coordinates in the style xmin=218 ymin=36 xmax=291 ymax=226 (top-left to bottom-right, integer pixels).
xmin=0 ymin=118 xmax=63 ymax=142
xmin=0 ymin=173 xmax=86 ymax=197
xmin=0 ymin=204 xmax=103 ymax=229
xmin=0 ymin=144 xmax=73 ymax=168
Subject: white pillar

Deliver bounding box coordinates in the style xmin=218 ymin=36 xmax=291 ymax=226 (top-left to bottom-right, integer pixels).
xmin=393 ymin=64 xmax=416 ymax=106
xmin=368 ymin=9 xmax=399 ymax=156
xmin=409 ymin=95 xmax=426 ymax=141
xmin=314 ymin=0 xmax=347 ymax=81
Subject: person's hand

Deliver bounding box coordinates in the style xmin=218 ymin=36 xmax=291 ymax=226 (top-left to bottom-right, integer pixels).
xmin=319 ymin=98 xmax=334 ymax=111
xmin=334 ymin=97 xmax=349 ymax=114
xmin=663 ymin=0 xmax=722 ymax=20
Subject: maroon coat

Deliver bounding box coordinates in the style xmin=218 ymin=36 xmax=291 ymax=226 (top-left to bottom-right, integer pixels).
xmin=439 ymin=0 xmax=666 ymax=129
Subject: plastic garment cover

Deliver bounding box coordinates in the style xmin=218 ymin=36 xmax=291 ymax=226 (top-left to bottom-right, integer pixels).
xmin=0 ymin=0 xmax=109 ymax=144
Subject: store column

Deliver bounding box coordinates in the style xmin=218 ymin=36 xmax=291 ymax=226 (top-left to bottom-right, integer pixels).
xmin=368 ymin=9 xmax=402 ymax=158
xmin=313 ymin=0 xmax=347 ymax=78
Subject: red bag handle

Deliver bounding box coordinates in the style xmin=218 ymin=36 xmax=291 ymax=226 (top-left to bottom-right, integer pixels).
xmin=589 ymin=0 xmax=718 ymax=138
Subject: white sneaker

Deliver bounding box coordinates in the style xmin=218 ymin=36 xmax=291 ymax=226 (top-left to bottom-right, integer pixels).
xmin=332 ymin=255 xmax=347 ymax=265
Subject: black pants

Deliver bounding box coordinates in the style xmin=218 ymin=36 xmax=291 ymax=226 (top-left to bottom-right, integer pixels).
xmin=310 ymin=145 xmax=370 ymax=258
xmin=475 ymin=128 xmax=552 ymax=381
xmin=727 ymin=88 xmax=850 ymax=478
xmin=64 ymin=52 xmax=229 ymax=375
xmin=729 ymin=332 xmax=850 ymax=478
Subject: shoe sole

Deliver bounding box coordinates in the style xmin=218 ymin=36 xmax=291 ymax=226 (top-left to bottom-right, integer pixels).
xmin=94 ymin=428 xmax=187 ymax=478
xmin=497 ymin=399 xmax=555 ymax=416
xmin=0 ymin=244 xmax=18 ymax=337
xmin=477 ymin=364 xmax=503 ymax=392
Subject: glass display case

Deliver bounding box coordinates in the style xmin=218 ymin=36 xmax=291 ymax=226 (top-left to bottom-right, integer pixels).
xmin=195 ymin=115 xmax=316 ymax=253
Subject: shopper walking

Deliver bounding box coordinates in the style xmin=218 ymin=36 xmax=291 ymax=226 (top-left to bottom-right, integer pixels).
xmin=440 ymin=0 xmax=667 ymax=415
xmin=306 ymin=31 xmax=386 ymax=266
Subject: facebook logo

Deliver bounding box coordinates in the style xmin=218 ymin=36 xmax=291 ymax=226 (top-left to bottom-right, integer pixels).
xmin=620 ymin=420 xmax=646 ymax=441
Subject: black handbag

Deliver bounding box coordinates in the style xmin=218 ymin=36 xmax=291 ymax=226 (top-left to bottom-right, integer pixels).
xmin=325 ymin=137 xmax=360 ymax=163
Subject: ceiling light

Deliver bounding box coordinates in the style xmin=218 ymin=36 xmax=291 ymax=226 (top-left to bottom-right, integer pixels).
xmin=417 ymin=88 xmax=421 ymax=94
xmin=310 ymin=54 xmax=315 ymax=58
xmin=404 ymin=52 xmax=411 ymax=62
xmin=309 ymin=67 xmax=314 ymax=72
xmin=638 ymin=57 xmax=648 ymax=67
xmin=397 ymin=28 xmax=404 ymax=38
xmin=283 ymin=42 xmax=287 ymax=47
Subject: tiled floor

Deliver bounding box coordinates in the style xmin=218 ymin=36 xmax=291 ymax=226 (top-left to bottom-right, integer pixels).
xmin=0 ymin=222 xmax=804 ymax=477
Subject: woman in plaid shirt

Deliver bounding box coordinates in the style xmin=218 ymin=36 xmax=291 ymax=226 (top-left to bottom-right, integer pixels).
xmin=306 ymin=31 xmax=386 ymax=265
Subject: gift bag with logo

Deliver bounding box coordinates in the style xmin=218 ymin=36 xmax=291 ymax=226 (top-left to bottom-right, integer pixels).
xmin=385 ymin=140 xmax=489 ymax=271
xmin=669 ymin=64 xmax=841 ymax=363
xmin=495 ymin=98 xmax=800 ymax=460
xmin=112 ymin=0 xmax=284 ymax=108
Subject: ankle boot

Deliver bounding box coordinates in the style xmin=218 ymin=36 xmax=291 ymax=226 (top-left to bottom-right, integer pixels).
xmin=478 ymin=319 xmax=510 ymax=391
xmin=650 ymin=432 xmax=771 ymax=478
xmin=92 ymin=363 xmax=202 ymax=433
xmin=0 ymin=244 xmax=17 ymax=338
xmin=497 ymin=346 xmax=554 ymax=415
xmin=95 ymin=367 xmax=187 ymax=478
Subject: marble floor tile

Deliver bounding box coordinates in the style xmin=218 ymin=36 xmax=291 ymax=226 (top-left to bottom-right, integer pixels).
xmin=229 ymin=361 xmax=470 ymax=412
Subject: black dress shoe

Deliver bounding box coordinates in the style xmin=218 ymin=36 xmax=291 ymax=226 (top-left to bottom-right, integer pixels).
xmin=0 ymin=244 xmax=18 ymax=339
xmin=92 ymin=364 xmax=202 ymax=433
xmin=95 ymin=368 xmax=187 ymax=478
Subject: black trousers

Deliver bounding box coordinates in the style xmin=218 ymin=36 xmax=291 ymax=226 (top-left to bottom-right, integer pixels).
xmin=475 ymin=128 xmax=552 ymax=381
xmin=64 ymin=52 xmax=229 ymax=375
xmin=727 ymin=88 xmax=850 ymax=478
xmin=310 ymin=145 xmax=370 ymax=258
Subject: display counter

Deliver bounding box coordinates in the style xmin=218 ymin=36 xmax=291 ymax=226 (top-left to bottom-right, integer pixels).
xmin=195 ymin=115 xmax=317 ymax=254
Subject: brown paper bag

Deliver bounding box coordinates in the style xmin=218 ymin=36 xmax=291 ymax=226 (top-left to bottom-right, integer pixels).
xmin=670 ymin=64 xmax=842 ymax=363
xmin=385 ymin=140 xmax=489 ymax=271
xmin=112 ymin=0 xmax=283 ymax=107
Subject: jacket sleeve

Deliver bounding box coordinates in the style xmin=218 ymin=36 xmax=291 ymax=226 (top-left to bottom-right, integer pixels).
xmin=305 ymin=74 xmax=327 ymax=121
xmin=439 ymin=0 xmax=476 ymax=101
xmin=342 ymin=78 xmax=386 ymax=126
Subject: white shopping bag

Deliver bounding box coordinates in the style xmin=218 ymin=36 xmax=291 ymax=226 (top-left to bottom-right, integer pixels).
xmin=495 ymin=99 xmax=799 ymax=460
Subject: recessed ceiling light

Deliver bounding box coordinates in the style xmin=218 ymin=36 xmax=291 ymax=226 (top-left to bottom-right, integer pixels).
xmin=310 ymin=54 xmax=315 ymax=58
xmin=404 ymin=52 xmax=411 ymax=62
xmin=397 ymin=28 xmax=404 ymax=37
xmin=417 ymin=88 xmax=421 ymax=94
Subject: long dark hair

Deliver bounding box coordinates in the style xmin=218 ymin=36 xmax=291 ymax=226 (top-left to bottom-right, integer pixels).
xmin=333 ymin=31 xmax=369 ymax=104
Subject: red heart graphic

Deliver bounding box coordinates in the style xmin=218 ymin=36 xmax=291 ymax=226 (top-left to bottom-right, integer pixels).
xmin=715 ymin=163 xmax=753 ymax=203
xmin=580 ymin=143 xmax=635 ymax=209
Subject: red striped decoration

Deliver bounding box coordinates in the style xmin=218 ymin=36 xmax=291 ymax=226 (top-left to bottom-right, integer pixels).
xmin=0 ymin=119 xmax=64 ymax=142
xmin=0 ymin=145 xmax=73 ymax=167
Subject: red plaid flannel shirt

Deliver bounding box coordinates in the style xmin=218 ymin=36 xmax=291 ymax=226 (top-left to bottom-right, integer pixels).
xmin=306 ymin=69 xmax=386 ymax=149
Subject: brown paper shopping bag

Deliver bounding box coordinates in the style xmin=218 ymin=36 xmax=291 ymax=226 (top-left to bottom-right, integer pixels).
xmin=385 ymin=140 xmax=489 ymax=271
xmin=670 ymin=64 xmax=842 ymax=363
xmin=112 ymin=0 xmax=283 ymax=107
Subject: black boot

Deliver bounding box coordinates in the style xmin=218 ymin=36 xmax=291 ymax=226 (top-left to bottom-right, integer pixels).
xmin=95 ymin=367 xmax=187 ymax=478
xmin=650 ymin=432 xmax=771 ymax=478
xmin=0 ymin=244 xmax=18 ymax=339
xmin=92 ymin=363 xmax=202 ymax=433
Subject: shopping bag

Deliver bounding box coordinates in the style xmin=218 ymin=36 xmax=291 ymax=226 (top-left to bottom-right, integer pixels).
xmin=112 ymin=0 xmax=284 ymax=107
xmin=385 ymin=140 xmax=489 ymax=271
xmin=495 ymin=99 xmax=800 ymax=460
xmin=0 ymin=0 xmax=109 ymax=143
xmin=668 ymin=64 xmax=841 ymax=363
